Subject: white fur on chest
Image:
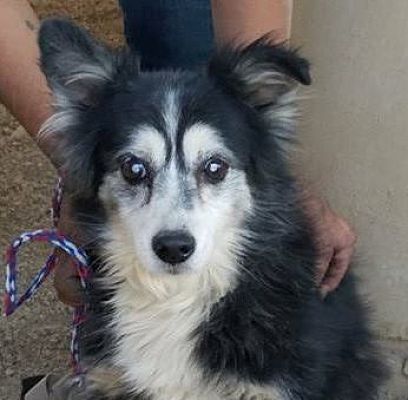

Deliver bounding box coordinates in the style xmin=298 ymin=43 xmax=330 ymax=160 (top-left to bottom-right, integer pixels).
xmin=104 ymin=274 xmax=284 ymax=400
xmin=112 ymin=276 xmax=209 ymax=399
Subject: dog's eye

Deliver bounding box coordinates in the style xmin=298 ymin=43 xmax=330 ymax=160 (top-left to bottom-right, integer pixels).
xmin=120 ymin=155 xmax=149 ymax=185
xmin=203 ymin=158 xmax=229 ymax=184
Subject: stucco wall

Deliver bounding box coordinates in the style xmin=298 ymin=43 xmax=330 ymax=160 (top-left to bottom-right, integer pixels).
xmin=292 ymin=1 xmax=408 ymax=397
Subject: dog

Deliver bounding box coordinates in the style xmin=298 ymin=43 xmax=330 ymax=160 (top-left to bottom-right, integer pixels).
xmin=38 ymin=18 xmax=386 ymax=400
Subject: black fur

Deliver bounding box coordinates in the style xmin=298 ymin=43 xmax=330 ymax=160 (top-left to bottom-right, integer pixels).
xmin=39 ymin=19 xmax=387 ymax=400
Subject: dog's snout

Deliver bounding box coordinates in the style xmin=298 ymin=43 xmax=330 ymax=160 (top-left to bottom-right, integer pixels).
xmin=152 ymin=230 xmax=196 ymax=265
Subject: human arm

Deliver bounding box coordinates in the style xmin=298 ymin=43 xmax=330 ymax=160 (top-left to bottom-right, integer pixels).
xmin=0 ymin=0 xmax=82 ymax=304
xmin=0 ymin=0 xmax=55 ymax=159
xmin=211 ymin=0 xmax=293 ymax=46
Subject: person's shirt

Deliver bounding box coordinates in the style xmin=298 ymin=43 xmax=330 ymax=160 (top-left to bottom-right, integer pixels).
xmin=119 ymin=0 xmax=214 ymax=70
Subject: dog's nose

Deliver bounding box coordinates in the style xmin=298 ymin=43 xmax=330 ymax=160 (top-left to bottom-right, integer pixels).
xmin=152 ymin=230 xmax=196 ymax=265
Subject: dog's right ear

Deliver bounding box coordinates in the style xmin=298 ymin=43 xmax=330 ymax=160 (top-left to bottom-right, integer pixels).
xmin=38 ymin=18 xmax=120 ymax=195
xmin=39 ymin=18 xmax=115 ymax=108
xmin=39 ymin=19 xmax=136 ymax=195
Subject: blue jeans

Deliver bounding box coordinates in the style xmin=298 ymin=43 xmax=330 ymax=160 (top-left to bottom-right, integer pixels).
xmin=118 ymin=0 xmax=214 ymax=70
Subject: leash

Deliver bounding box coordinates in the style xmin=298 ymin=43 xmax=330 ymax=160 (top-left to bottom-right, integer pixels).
xmin=3 ymin=177 xmax=90 ymax=377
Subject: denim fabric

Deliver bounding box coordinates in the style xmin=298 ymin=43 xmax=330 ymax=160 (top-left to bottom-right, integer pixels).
xmin=118 ymin=0 xmax=214 ymax=70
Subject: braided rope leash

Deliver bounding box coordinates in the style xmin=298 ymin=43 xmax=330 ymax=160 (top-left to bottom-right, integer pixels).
xmin=3 ymin=177 xmax=90 ymax=377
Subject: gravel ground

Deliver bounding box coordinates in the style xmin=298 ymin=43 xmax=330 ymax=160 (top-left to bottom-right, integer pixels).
xmin=0 ymin=1 xmax=122 ymax=398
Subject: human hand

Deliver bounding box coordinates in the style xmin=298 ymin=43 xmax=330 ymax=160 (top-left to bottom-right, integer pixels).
xmin=303 ymin=193 xmax=357 ymax=297
xmin=53 ymin=196 xmax=85 ymax=307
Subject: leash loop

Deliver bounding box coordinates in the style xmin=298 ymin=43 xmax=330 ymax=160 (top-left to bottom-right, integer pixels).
xmin=3 ymin=177 xmax=90 ymax=375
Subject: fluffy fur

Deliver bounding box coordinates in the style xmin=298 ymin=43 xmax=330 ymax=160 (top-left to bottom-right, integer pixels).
xmin=39 ymin=19 xmax=386 ymax=400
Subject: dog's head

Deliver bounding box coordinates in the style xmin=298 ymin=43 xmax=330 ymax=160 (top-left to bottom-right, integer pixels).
xmin=39 ymin=19 xmax=310 ymax=283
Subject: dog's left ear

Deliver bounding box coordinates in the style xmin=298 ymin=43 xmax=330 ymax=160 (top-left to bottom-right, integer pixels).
xmin=208 ymin=38 xmax=311 ymax=143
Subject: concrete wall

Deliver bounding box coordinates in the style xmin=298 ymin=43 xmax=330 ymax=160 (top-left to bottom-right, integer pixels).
xmin=292 ymin=1 xmax=408 ymax=397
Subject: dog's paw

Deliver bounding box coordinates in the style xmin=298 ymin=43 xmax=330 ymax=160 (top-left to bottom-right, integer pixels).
xmin=46 ymin=368 xmax=129 ymax=400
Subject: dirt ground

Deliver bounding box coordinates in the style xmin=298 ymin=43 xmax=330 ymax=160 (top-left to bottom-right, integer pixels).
xmin=0 ymin=1 xmax=123 ymax=399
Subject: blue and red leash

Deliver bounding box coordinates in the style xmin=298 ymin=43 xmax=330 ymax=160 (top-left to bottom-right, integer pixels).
xmin=3 ymin=177 xmax=90 ymax=377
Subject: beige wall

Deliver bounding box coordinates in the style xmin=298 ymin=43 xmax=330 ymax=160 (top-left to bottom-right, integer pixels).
xmin=291 ymin=1 xmax=408 ymax=396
